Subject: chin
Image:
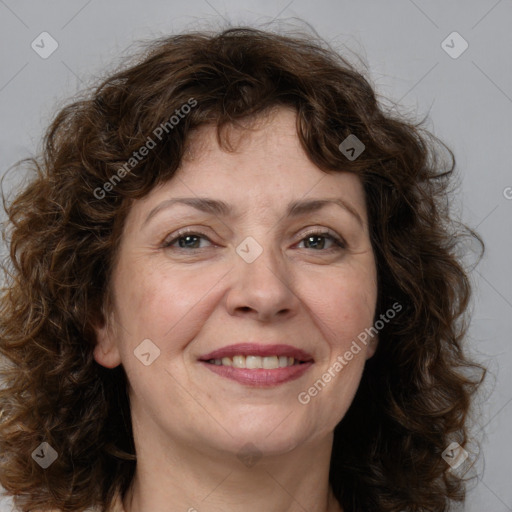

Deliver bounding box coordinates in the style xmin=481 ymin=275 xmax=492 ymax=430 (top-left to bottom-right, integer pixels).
xmin=210 ymin=419 xmax=311 ymax=457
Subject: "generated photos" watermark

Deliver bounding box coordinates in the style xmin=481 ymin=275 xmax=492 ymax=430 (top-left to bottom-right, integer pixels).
xmin=93 ymin=98 xmax=197 ymax=200
xmin=298 ymin=301 xmax=402 ymax=404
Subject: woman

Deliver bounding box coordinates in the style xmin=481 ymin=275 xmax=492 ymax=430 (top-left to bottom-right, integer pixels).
xmin=0 ymin=26 xmax=486 ymax=512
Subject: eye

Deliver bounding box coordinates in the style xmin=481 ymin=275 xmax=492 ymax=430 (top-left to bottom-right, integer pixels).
xmin=161 ymin=228 xmax=346 ymax=252
xmin=296 ymin=230 xmax=346 ymax=251
xmin=162 ymin=229 xmax=213 ymax=250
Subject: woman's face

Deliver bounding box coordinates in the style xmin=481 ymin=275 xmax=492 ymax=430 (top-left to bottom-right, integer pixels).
xmin=94 ymin=107 xmax=378 ymax=457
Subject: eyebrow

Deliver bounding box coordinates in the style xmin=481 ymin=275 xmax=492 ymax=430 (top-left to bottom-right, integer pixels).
xmin=142 ymin=196 xmax=364 ymax=228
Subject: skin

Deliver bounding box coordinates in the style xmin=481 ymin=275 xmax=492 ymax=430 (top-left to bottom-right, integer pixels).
xmin=94 ymin=107 xmax=378 ymax=512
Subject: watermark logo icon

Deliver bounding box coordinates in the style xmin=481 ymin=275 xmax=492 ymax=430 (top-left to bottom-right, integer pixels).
xmin=31 ymin=442 xmax=58 ymax=469
xmin=441 ymin=32 xmax=468 ymax=59
xmin=31 ymin=32 xmax=59 ymax=59
xmin=236 ymin=236 xmax=263 ymax=263
xmin=134 ymin=338 xmax=161 ymax=366
xmin=339 ymin=134 xmax=365 ymax=161
xmin=442 ymin=441 xmax=468 ymax=470
xmin=237 ymin=442 xmax=263 ymax=468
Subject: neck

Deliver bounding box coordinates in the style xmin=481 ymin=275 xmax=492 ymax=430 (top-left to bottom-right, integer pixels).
xmin=122 ymin=431 xmax=342 ymax=512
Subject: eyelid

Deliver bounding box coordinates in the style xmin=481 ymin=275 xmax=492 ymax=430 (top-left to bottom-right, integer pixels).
xmin=161 ymin=227 xmax=215 ymax=248
xmin=162 ymin=225 xmax=346 ymax=251
xmin=296 ymin=227 xmax=346 ymax=245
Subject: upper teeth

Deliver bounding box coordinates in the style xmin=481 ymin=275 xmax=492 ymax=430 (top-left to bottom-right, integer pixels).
xmin=208 ymin=355 xmax=299 ymax=369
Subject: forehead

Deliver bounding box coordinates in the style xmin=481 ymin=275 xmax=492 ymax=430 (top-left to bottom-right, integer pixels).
xmin=182 ymin=106 xmax=299 ymax=161
xmin=132 ymin=107 xmax=368 ymax=224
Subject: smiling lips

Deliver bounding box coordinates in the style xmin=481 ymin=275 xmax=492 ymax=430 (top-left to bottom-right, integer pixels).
xmin=199 ymin=343 xmax=314 ymax=387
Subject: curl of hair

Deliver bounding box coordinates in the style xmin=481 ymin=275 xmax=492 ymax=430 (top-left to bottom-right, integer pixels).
xmin=0 ymin=26 xmax=486 ymax=512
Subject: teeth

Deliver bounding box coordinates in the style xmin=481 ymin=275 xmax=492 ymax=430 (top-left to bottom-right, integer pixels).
xmin=246 ymin=355 xmax=261 ymax=369
xmin=232 ymin=355 xmax=245 ymax=368
xmin=263 ymin=356 xmax=279 ymax=369
xmin=209 ymin=355 xmax=300 ymax=368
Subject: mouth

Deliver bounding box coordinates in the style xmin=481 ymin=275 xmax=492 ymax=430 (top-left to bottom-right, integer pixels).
xmin=198 ymin=343 xmax=314 ymax=387
xmin=205 ymin=354 xmax=303 ymax=368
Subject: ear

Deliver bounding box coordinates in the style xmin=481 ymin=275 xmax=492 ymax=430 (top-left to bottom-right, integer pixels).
xmin=92 ymin=309 xmax=122 ymax=369
xmin=365 ymin=334 xmax=379 ymax=360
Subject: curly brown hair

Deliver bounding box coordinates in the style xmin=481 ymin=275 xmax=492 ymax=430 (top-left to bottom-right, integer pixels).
xmin=0 ymin=26 xmax=486 ymax=512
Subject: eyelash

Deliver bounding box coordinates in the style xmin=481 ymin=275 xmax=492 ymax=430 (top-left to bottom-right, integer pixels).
xmin=161 ymin=228 xmax=346 ymax=252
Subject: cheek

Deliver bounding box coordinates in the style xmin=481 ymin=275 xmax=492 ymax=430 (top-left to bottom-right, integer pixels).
xmin=302 ymin=262 xmax=377 ymax=352
xmin=112 ymin=259 xmax=223 ymax=355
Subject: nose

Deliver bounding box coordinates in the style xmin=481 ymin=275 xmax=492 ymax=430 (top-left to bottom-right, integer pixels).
xmin=225 ymin=241 xmax=300 ymax=323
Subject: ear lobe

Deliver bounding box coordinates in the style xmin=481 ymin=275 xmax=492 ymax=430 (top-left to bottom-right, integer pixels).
xmin=365 ymin=335 xmax=379 ymax=360
xmin=92 ymin=311 xmax=122 ymax=369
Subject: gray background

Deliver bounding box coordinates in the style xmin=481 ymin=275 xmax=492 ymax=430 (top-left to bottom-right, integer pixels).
xmin=0 ymin=0 xmax=510 ymax=510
